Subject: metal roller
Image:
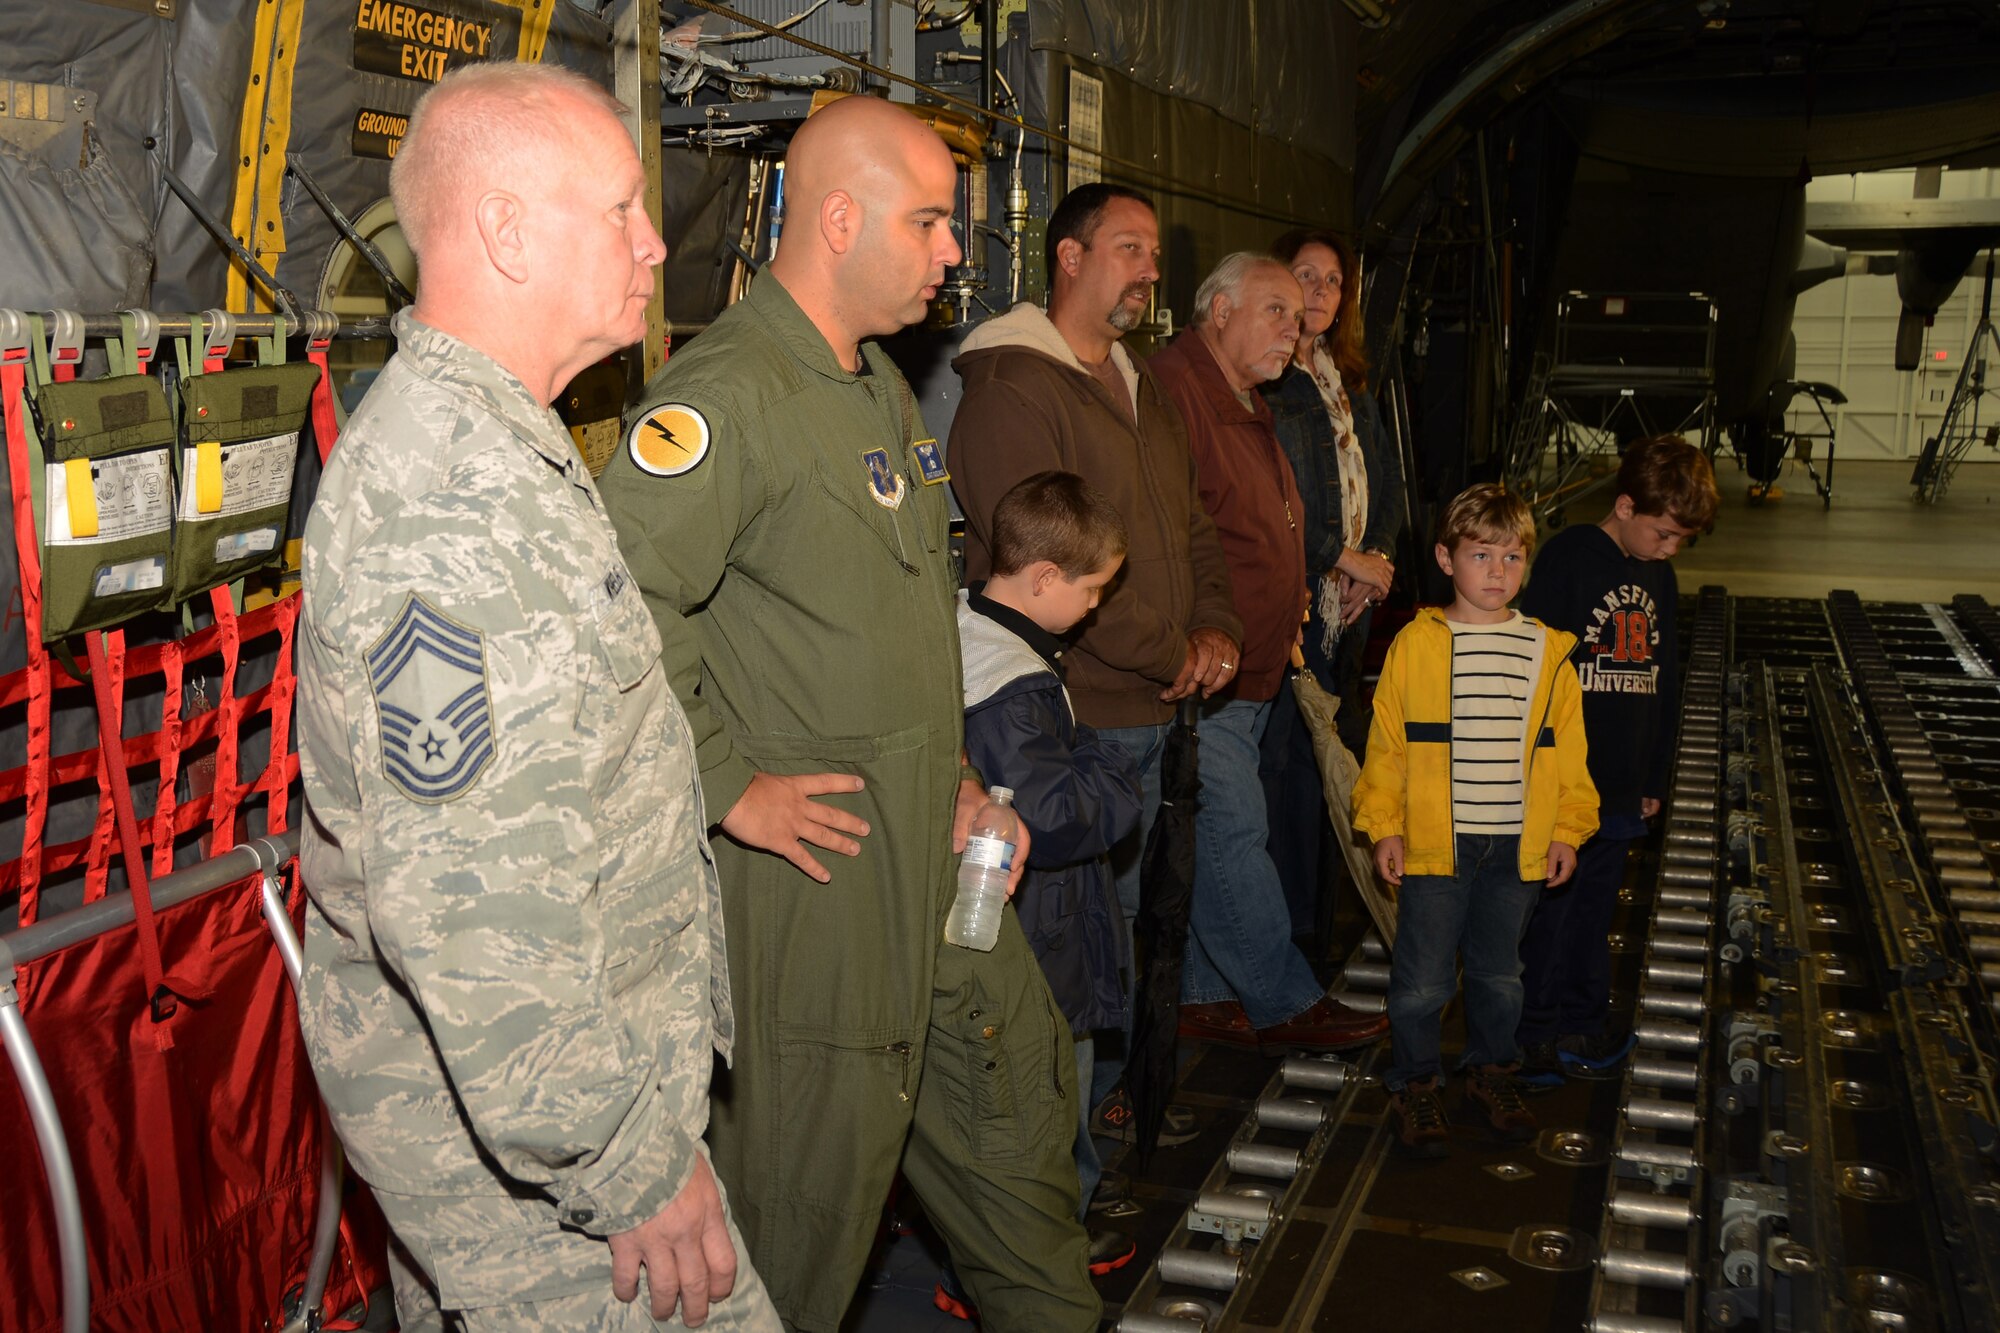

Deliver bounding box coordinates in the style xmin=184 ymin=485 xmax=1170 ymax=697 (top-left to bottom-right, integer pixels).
xmin=1661 ymin=863 xmax=1715 ymax=888
xmin=1226 ymin=1142 xmax=1303 ymax=1180
xmin=1609 ymin=1187 xmax=1695 ymax=1229
xmin=1948 ymin=887 xmax=2000 ymax=910
xmin=1589 ymin=1312 xmax=1699 ymax=1333
xmin=1645 ymin=959 xmax=1706 ymax=988
xmin=1119 ymin=1312 xmax=1209 ymax=1333
xmin=1623 ymin=1095 xmax=1700 ymax=1133
xmin=1630 ymin=1054 xmax=1701 ymax=1091
xmin=1617 ymin=1136 xmax=1697 ymax=1175
xmin=1666 ymin=827 xmax=1716 ymax=848
xmin=1639 ymin=988 xmax=1705 ymax=1020
xmin=1336 ymin=990 xmax=1387 ymax=1014
xmin=1958 ymin=910 xmax=2000 ymax=933
xmin=1664 ymin=845 xmax=1717 ymax=868
xmin=1193 ymin=1190 xmax=1275 ymax=1229
xmin=1598 ymin=1247 xmax=1695 ymax=1289
xmin=1656 ymin=885 xmax=1714 ymax=908
xmin=1652 ymin=907 xmax=1713 ymax=934
xmin=1255 ymin=1097 xmax=1329 ymax=1133
xmin=1648 ymin=935 xmax=1709 ymax=961
xmin=1635 ymin=1019 xmax=1703 ymax=1054
xmin=1942 ymin=864 xmax=1999 ymax=890
xmin=1936 ymin=846 xmax=1992 ymax=870
xmin=1343 ymin=961 xmax=1391 ymax=990
xmin=1280 ymin=1055 xmax=1353 ymax=1094
xmin=1157 ymin=1247 xmax=1245 ymax=1292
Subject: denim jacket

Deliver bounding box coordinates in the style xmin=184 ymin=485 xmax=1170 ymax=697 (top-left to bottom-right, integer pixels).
xmin=1260 ymin=363 xmax=1347 ymax=577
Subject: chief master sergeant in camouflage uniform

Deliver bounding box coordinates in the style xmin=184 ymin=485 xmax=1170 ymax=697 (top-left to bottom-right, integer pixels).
xmin=294 ymin=64 xmax=779 ymax=1332
xmin=601 ymin=95 xmax=1095 ymax=1332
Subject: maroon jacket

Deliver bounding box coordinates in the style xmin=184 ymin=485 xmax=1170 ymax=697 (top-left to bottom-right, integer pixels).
xmin=949 ymin=303 xmax=1242 ymax=728
xmin=1148 ymin=330 xmax=1308 ymax=702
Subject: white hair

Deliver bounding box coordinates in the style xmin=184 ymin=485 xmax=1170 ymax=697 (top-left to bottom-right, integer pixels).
xmin=1191 ymin=252 xmax=1291 ymax=327
xmin=390 ymin=63 xmax=628 ymax=260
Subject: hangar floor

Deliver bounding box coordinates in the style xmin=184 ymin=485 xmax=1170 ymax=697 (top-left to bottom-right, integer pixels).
xmin=839 ymin=454 xmax=1999 ymax=1333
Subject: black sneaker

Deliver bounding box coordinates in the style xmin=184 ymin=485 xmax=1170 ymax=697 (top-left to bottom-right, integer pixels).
xmin=1517 ymin=1039 xmax=1565 ymax=1093
xmin=1558 ymin=1031 xmax=1636 ymax=1078
xmin=1387 ymin=1079 xmax=1450 ymax=1158
xmin=1087 ymin=1227 xmax=1138 ymax=1275
xmin=1091 ymin=1089 xmax=1200 ymax=1146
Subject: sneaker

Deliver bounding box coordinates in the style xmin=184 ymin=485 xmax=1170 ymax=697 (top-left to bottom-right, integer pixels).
xmin=1087 ymin=1227 xmax=1137 ymax=1276
xmin=933 ymin=1269 xmax=976 ymax=1321
xmin=1388 ymin=1079 xmax=1450 ymax=1158
xmin=1091 ymin=1089 xmax=1200 ymax=1146
xmin=1516 ymin=1039 xmax=1565 ymax=1093
xmin=1464 ymin=1064 xmax=1538 ymax=1143
xmin=1557 ymin=1031 xmax=1636 ymax=1078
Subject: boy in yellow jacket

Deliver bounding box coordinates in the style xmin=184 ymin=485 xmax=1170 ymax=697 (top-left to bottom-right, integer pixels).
xmin=1352 ymin=484 xmax=1599 ymax=1156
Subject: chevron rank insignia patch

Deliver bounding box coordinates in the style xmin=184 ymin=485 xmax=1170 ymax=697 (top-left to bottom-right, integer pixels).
xmin=367 ymin=595 xmax=497 ymax=803
xmin=627 ymin=403 xmax=712 ymax=477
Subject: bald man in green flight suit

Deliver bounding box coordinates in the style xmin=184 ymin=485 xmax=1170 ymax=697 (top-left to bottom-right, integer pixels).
xmin=600 ymin=96 xmax=1097 ymax=1333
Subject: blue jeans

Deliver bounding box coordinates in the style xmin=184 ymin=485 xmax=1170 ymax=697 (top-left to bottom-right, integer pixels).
xmin=1088 ymin=722 xmax=1167 ymax=1109
xmin=1180 ymin=698 xmax=1328 ymax=1028
xmin=1385 ymin=833 xmax=1541 ymax=1090
xmin=1517 ymin=836 xmax=1633 ymax=1045
xmin=1072 ymin=1036 xmax=1097 ymax=1221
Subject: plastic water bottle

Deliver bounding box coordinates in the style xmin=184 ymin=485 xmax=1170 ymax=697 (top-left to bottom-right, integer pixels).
xmin=944 ymin=787 xmax=1018 ymax=951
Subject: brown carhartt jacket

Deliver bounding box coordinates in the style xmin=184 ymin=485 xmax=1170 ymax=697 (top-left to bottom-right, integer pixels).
xmin=949 ymin=302 xmax=1241 ymax=728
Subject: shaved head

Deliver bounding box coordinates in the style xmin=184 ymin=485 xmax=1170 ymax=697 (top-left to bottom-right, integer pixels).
xmin=769 ymin=94 xmax=961 ymax=361
xmin=391 ymin=63 xmax=628 ymax=260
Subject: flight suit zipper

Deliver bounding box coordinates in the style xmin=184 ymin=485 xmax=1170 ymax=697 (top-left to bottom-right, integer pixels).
xmin=889 ymin=1040 xmax=914 ymax=1101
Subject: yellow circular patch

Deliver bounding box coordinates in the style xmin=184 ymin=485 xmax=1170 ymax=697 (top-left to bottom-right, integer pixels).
xmin=626 ymin=403 xmax=712 ymax=477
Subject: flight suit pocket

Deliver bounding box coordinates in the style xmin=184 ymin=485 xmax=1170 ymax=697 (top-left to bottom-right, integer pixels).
xmin=932 ymin=930 xmax=1070 ymax=1166
xmin=810 ymin=462 xmax=918 ymax=574
xmin=775 ymin=1034 xmax=916 ymax=1212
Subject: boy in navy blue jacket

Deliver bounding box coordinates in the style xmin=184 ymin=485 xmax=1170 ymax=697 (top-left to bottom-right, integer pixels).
xmin=958 ymin=470 xmax=1143 ymax=1284
xmin=1515 ymin=435 xmax=1719 ymax=1085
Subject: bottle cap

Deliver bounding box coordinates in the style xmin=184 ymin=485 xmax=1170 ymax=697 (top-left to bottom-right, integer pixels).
xmin=989 ymin=786 xmax=1014 ymax=802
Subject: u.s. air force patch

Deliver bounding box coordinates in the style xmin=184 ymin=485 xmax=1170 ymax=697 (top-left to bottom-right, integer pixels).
xmin=367 ymin=595 xmax=496 ymax=803
xmin=627 ymin=403 xmax=711 ymax=477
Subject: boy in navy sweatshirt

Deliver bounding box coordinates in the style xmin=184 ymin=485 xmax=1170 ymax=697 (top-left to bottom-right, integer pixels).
xmin=957 ymin=470 xmax=1143 ymax=1290
xmin=1515 ymin=435 xmax=1719 ymax=1085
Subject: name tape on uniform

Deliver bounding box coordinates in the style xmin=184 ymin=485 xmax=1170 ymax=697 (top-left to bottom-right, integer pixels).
xmin=627 ymin=404 xmax=712 ymax=478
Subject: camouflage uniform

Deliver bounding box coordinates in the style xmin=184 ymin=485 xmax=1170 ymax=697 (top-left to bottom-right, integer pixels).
xmin=601 ymin=275 xmax=1095 ymax=1332
xmin=296 ymin=311 xmax=780 ymax=1331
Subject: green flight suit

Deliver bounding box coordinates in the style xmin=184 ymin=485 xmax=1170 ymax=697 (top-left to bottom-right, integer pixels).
xmin=601 ymin=275 xmax=1094 ymax=1333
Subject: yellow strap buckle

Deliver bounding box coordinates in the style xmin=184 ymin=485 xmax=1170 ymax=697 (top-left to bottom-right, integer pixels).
xmin=195 ymin=440 xmax=225 ymax=514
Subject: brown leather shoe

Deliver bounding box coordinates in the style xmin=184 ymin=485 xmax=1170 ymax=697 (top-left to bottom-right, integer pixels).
xmin=1464 ymin=1063 xmax=1537 ymax=1143
xmin=1178 ymin=1000 xmax=1259 ymax=1046
xmin=1255 ymin=997 xmax=1389 ymax=1053
xmin=1389 ymin=1078 xmax=1451 ymax=1158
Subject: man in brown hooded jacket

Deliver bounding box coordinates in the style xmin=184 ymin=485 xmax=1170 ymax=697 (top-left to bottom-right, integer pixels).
xmin=949 ymin=184 xmax=1240 ymax=1120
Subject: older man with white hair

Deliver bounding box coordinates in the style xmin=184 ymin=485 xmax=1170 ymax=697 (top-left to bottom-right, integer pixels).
xmin=295 ymin=63 xmax=778 ymax=1332
xmin=1149 ymin=252 xmax=1390 ymax=1054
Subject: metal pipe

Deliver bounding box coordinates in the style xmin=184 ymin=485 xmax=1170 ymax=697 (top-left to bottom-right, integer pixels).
xmin=1157 ymin=1247 xmax=1244 ymax=1292
xmin=0 ymin=976 xmax=88 ymax=1333
xmin=1652 ymin=908 xmax=1712 ymax=934
xmin=1609 ymin=1187 xmax=1694 ymax=1229
xmin=1598 ymin=1247 xmax=1694 ymax=1289
xmin=1344 ymin=961 xmax=1391 ymax=990
xmin=1647 ymin=935 xmax=1708 ymax=960
xmin=1 ymin=835 xmax=294 ymax=969
xmin=259 ymin=859 xmax=341 ymax=1333
xmin=1634 ymin=1019 xmax=1703 ymax=1054
xmin=1655 ymin=885 xmax=1713 ymax=908
xmin=1645 ymin=959 xmax=1706 ymax=988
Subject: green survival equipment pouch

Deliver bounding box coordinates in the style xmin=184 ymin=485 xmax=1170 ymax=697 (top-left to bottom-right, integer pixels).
xmin=166 ymin=362 xmax=316 ymax=606
xmin=36 ymin=374 xmax=175 ymax=639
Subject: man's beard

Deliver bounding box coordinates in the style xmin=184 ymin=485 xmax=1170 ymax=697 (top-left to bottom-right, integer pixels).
xmin=1106 ymin=284 xmax=1150 ymax=332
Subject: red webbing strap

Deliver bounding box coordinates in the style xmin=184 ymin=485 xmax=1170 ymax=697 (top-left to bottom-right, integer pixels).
xmin=306 ymin=336 xmax=339 ymax=465
xmin=84 ymin=629 xmax=191 ymax=1048
xmin=81 ymin=631 xmax=123 ymax=903
xmin=148 ymin=637 xmax=186 ymax=878
xmin=204 ymin=583 xmax=246 ymax=854
xmin=259 ymin=592 xmax=300 ymax=833
xmin=2 ymin=352 xmax=52 ymax=921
